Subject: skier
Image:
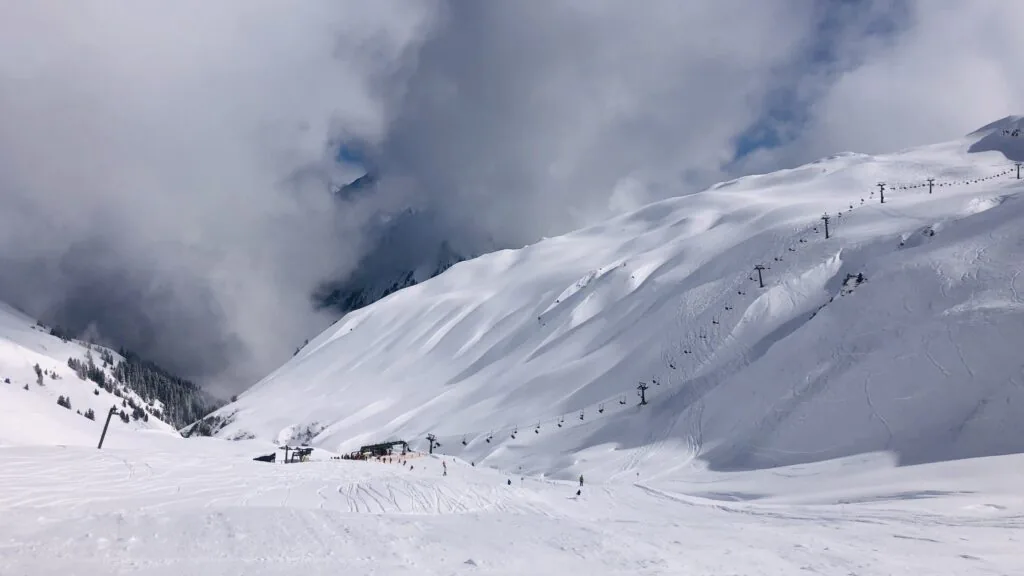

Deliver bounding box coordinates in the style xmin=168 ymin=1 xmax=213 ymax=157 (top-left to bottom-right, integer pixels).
xmin=443 ymin=461 xmax=447 ymax=476
xmin=579 ymin=474 xmax=584 ymax=487
xmin=507 ymin=479 xmax=512 ymax=486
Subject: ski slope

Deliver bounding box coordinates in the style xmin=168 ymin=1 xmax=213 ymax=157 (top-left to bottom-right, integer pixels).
xmin=2 ymin=439 xmax=1022 ymax=575
xmin=0 ymin=301 xmax=178 ymax=446
xmin=210 ymin=116 xmax=1024 ymax=484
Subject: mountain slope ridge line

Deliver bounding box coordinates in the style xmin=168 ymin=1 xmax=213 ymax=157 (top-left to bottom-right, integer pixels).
xmin=206 ymin=118 xmax=1024 ymax=479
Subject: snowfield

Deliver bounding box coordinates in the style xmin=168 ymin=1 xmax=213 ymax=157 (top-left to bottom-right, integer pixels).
xmin=4 ymin=117 xmax=1024 ymax=574
xmin=2 ymin=442 xmax=1023 ymax=575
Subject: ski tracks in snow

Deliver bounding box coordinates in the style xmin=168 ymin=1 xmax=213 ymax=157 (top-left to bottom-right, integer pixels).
xmin=862 ymin=370 xmax=894 ymax=451
xmin=0 ymin=447 xmax=529 ymax=518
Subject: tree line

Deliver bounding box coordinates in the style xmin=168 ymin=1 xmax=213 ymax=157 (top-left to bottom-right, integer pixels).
xmin=62 ymin=343 xmax=223 ymax=430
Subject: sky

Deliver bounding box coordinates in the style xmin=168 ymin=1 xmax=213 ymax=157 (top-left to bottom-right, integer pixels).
xmin=0 ymin=0 xmax=1022 ymax=397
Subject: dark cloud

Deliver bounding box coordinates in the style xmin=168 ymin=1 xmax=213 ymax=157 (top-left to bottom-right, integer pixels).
xmin=0 ymin=238 xmax=243 ymax=381
xmin=0 ymin=1 xmax=434 ymax=394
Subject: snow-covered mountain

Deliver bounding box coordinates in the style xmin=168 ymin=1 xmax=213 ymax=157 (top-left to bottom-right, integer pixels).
xmin=316 ymin=175 xmax=481 ymax=316
xmin=0 ymin=301 xmax=180 ymax=446
xmin=7 ymin=118 xmax=1024 ymax=575
xmin=211 ymin=117 xmax=1024 ymax=483
xmin=314 ymin=227 xmax=469 ymax=315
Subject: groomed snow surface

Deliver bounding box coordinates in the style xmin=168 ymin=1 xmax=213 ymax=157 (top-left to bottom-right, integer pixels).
xmin=2 ymin=442 xmax=1022 ymax=575
xmin=4 ymin=117 xmax=1024 ymax=574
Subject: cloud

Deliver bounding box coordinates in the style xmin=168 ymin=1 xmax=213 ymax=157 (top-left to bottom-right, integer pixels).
xmin=0 ymin=1 xmax=435 ymax=394
xmin=738 ymin=0 xmax=1024 ymax=172
xmin=373 ymin=0 xmax=819 ymax=246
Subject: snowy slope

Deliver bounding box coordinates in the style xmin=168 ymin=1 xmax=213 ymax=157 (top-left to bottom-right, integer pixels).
xmin=0 ymin=301 xmax=179 ymax=446
xmin=211 ymin=117 xmax=1024 ymax=484
xmin=3 ymin=440 xmax=1023 ymax=575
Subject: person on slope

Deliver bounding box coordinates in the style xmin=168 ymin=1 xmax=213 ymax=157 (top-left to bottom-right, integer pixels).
xmin=442 ymin=460 xmax=447 ymax=476
xmin=579 ymin=474 xmax=584 ymax=487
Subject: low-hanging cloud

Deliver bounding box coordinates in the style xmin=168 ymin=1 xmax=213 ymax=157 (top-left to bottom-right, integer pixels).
xmin=0 ymin=0 xmax=435 ymax=394
xmin=0 ymin=1 xmax=1017 ymax=397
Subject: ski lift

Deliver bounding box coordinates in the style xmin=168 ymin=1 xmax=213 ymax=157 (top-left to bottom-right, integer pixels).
xmin=788 ymin=247 xmax=795 ymax=252
xmin=579 ymin=410 xmax=584 ymax=421
xmin=486 ymin=432 xmax=493 ymax=443
xmin=511 ymin=426 xmax=518 ymax=439
xmin=535 ymin=422 xmax=540 ymax=434
xmin=653 ymin=378 xmax=660 ymax=386
xmin=461 ymin=436 xmax=467 ymax=446
xmin=598 ymin=403 xmax=605 ymax=414
xmin=557 ymin=415 xmax=564 ymax=428
xmin=668 ymin=361 xmax=677 ymax=369
xmin=725 ymin=305 xmax=732 ymax=311
xmin=712 ymin=317 xmax=719 ymax=325
xmin=619 ymin=395 xmax=627 ymax=405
